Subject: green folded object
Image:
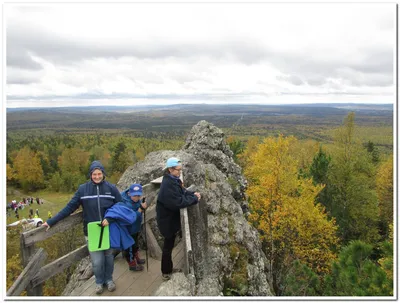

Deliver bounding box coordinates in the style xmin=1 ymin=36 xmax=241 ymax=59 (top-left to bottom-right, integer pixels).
xmin=87 ymin=221 xmax=110 ymax=252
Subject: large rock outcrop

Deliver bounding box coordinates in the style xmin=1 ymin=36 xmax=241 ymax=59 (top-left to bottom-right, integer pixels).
xmin=63 ymin=120 xmax=273 ymax=296
xmin=118 ymin=120 xmax=273 ymax=296
xmin=183 ymin=120 xmax=249 ymax=212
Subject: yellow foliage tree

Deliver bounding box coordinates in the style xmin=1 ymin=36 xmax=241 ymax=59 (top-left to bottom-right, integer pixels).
xmin=289 ymin=139 xmax=320 ymax=172
xmin=244 ymin=135 xmax=338 ymax=292
xmin=135 ymin=146 xmax=146 ymax=162
xmin=237 ymin=136 xmax=260 ymax=167
xmin=58 ymin=147 xmax=90 ymax=191
xmin=6 ymin=163 xmax=16 ymax=182
xmin=376 ymin=154 xmax=393 ymax=237
xmin=58 ymin=147 xmax=89 ymax=175
xmin=13 ymin=146 xmax=44 ymax=191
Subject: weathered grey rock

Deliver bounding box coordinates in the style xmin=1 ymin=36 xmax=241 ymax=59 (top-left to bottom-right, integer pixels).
xmin=62 ymin=256 xmax=92 ymax=296
xmin=154 ymin=273 xmax=194 ymax=296
xmin=183 ymin=120 xmax=249 ymax=212
xmin=196 ymin=276 xmax=222 ymax=296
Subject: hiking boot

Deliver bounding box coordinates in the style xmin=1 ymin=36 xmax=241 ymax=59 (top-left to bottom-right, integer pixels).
xmin=162 ymin=273 xmax=172 ymax=281
xmin=135 ymin=251 xmax=145 ymax=264
xmin=106 ymin=281 xmax=116 ymax=292
xmin=95 ymin=284 xmax=104 ymax=294
xmin=129 ymin=259 xmax=144 ymax=271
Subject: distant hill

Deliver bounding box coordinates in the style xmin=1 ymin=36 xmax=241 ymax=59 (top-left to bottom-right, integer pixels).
xmin=6 ymin=103 xmax=393 ymax=133
xmin=6 ymin=103 xmax=393 ymax=113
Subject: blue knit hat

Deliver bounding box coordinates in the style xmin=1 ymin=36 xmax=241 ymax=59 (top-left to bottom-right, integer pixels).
xmin=88 ymin=160 xmax=106 ymax=178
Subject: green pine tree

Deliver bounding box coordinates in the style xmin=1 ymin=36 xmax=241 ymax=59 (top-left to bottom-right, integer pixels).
xmin=324 ymin=240 xmax=392 ymax=296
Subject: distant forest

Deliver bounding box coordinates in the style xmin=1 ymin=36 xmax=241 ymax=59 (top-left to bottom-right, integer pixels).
xmin=6 ymin=104 xmax=394 ymax=296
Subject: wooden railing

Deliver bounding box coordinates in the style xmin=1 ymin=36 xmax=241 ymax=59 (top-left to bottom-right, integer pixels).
xmin=179 ymin=172 xmax=195 ymax=277
xmin=8 ymin=211 xmax=86 ymax=296
xmin=7 ymin=176 xmax=195 ymax=296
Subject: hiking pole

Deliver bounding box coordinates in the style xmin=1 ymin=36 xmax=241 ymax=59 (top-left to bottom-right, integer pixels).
xmin=143 ymin=197 xmax=148 ymax=272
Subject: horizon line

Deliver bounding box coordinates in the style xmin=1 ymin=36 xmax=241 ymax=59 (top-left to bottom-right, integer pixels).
xmin=6 ymin=102 xmax=394 ymax=109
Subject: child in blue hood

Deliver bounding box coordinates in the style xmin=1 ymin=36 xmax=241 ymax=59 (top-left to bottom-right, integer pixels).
xmin=120 ymin=183 xmax=147 ymax=271
xmin=43 ymin=161 xmax=122 ymax=295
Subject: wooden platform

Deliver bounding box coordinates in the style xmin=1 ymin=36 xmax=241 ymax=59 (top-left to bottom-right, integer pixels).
xmin=70 ymin=242 xmax=184 ymax=297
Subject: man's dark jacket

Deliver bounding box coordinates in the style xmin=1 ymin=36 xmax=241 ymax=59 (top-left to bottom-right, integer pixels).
xmin=47 ymin=161 xmax=122 ymax=236
xmin=156 ymin=174 xmax=198 ymax=239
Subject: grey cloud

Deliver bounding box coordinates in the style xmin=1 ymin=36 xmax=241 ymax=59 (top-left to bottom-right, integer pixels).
xmin=7 ymin=47 xmax=43 ymax=70
xmin=7 ymin=20 xmax=269 ymax=66
xmin=305 ymin=77 xmax=327 ymax=86
xmin=7 ymin=90 xmax=391 ymax=102
xmin=348 ymin=48 xmax=393 ymax=75
xmin=7 ymin=14 xmax=394 ymax=92
xmin=271 ymin=46 xmax=393 ymax=88
xmin=276 ymin=75 xmax=304 ymax=86
xmin=345 ymin=73 xmax=393 ymax=87
xmin=7 ymin=76 xmax=37 ymax=85
xmin=7 ymin=67 xmax=42 ymax=85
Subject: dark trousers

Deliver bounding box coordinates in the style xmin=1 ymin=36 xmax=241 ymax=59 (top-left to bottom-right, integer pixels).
xmin=123 ymin=233 xmax=139 ymax=263
xmin=161 ymin=234 xmax=176 ymax=274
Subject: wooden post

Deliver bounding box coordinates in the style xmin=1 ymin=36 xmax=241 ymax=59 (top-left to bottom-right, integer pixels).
xmin=20 ymin=233 xmax=35 ymax=267
xmin=180 ymin=207 xmax=194 ymax=275
xmin=31 ymin=245 xmax=89 ymax=288
xmin=7 ymin=248 xmax=47 ymax=296
xmin=20 ymin=233 xmax=43 ymax=295
xmin=179 ymin=171 xmax=195 ymax=277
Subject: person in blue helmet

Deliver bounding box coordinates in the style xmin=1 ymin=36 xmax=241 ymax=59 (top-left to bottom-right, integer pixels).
xmin=43 ymin=160 xmax=122 ymax=295
xmin=120 ymin=183 xmax=148 ymax=271
xmin=156 ymin=157 xmax=201 ymax=280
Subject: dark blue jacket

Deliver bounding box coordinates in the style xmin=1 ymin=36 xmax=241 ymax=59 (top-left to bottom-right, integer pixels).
xmin=121 ymin=189 xmax=142 ymax=234
xmin=47 ymin=161 xmax=122 ymax=236
xmin=104 ymin=203 xmax=136 ymax=250
xmin=156 ymin=174 xmax=198 ymax=239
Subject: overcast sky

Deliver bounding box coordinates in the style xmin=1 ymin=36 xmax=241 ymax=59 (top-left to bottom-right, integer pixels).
xmin=5 ymin=3 xmax=396 ymax=107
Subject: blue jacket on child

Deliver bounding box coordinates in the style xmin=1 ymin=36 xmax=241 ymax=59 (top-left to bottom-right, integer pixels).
xmin=120 ymin=189 xmax=143 ymax=234
xmin=104 ymin=203 xmax=137 ymax=250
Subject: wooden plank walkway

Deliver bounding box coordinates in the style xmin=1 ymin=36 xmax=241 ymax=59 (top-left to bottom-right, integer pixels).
xmin=70 ymin=242 xmax=184 ymax=297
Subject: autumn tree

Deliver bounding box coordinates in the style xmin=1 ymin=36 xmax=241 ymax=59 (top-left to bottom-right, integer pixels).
xmin=376 ymin=155 xmax=393 ymax=238
xmin=237 ymin=136 xmax=260 ymax=167
xmin=244 ymin=134 xmax=338 ymax=295
xmin=289 ymin=139 xmax=320 ymax=175
xmin=6 ymin=163 xmax=16 ymax=184
xmin=13 ymin=146 xmax=44 ymax=191
xmin=58 ymin=147 xmax=89 ymax=191
xmin=327 ymin=113 xmax=380 ymax=244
